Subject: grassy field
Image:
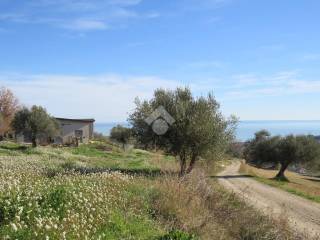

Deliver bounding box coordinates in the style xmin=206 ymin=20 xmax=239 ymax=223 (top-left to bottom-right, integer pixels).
xmin=239 ymin=161 xmax=320 ymax=203
xmin=0 ymin=141 xmax=309 ymax=239
xmin=0 ymin=141 xmax=173 ymax=239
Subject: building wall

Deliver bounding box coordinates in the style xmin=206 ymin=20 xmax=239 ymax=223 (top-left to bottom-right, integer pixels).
xmin=56 ymin=119 xmax=94 ymax=144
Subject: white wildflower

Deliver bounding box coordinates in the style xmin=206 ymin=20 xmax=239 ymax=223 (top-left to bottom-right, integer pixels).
xmin=11 ymin=223 xmax=18 ymax=232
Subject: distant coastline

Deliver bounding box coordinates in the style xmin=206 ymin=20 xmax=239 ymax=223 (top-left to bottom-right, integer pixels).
xmin=95 ymin=120 xmax=320 ymax=142
xmin=237 ymin=120 xmax=320 ymax=142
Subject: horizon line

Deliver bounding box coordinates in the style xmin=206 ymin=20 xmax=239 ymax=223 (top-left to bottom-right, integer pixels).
xmin=94 ymin=120 xmax=320 ymax=124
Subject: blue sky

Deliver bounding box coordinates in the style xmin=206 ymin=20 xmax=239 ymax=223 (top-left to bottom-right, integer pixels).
xmin=1 ymin=0 xmax=320 ymax=122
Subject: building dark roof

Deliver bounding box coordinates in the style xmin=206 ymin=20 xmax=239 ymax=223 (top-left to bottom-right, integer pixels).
xmin=55 ymin=117 xmax=95 ymax=122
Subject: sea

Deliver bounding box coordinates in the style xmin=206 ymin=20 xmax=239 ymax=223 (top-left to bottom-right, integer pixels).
xmin=95 ymin=120 xmax=320 ymax=142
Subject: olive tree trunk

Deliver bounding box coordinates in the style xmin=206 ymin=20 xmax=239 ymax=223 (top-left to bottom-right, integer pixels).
xmin=179 ymin=154 xmax=187 ymax=177
xmin=31 ymin=136 xmax=37 ymax=148
xmin=275 ymin=162 xmax=289 ymax=180
xmin=186 ymin=154 xmax=197 ymax=174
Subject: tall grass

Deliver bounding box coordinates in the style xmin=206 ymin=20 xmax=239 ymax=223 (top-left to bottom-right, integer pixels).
xmin=0 ymin=141 xmax=314 ymax=239
xmin=239 ymin=161 xmax=320 ymax=203
xmin=150 ymin=167 xmax=308 ymax=240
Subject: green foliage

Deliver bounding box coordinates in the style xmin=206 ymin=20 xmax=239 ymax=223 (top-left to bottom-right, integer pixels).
xmin=99 ymin=210 xmax=161 ymax=240
xmin=253 ymin=176 xmax=320 ymax=203
xmin=0 ymin=141 xmax=42 ymax=155
xmin=0 ymin=139 xmax=305 ymax=239
xmin=0 ymin=165 xmax=163 ymax=239
xmin=71 ymin=144 xmax=108 ymax=158
xmin=38 ymin=186 xmax=70 ymax=220
xmin=227 ymin=142 xmax=244 ymax=158
xmin=110 ymin=124 xmax=132 ymax=148
xmin=129 ymin=87 xmax=237 ymax=175
xmin=244 ymin=131 xmax=320 ymax=179
xmin=0 ymin=141 xmax=25 ymax=150
xmin=158 ymin=230 xmax=197 ymax=240
xmin=11 ymin=105 xmax=59 ymax=147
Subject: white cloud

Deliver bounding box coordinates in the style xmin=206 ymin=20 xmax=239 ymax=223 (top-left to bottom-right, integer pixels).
xmin=29 ymin=0 xmax=143 ymax=10
xmin=0 ymin=73 xmax=179 ymax=122
xmin=62 ymin=19 xmax=108 ymax=30
xmin=224 ymin=71 xmax=320 ymax=100
xmin=0 ymin=0 xmax=158 ymax=32
xmin=302 ymin=53 xmax=320 ymax=61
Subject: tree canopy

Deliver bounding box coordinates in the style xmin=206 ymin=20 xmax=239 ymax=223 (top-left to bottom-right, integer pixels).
xmin=0 ymin=87 xmax=19 ymax=137
xmin=110 ymin=125 xmax=132 ymax=149
xmin=11 ymin=105 xmax=59 ymax=147
xmin=129 ymin=87 xmax=236 ymax=175
xmin=244 ymin=131 xmax=320 ymax=180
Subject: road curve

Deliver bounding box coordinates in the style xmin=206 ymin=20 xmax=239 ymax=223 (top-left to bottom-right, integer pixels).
xmin=217 ymin=162 xmax=320 ymax=238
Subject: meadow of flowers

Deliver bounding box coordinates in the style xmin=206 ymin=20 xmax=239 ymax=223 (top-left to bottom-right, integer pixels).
xmin=0 ymin=142 xmax=165 ymax=240
xmin=0 ymin=141 xmax=302 ymax=240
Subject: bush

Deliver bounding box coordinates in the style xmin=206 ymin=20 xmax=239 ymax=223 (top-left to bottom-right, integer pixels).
xmin=158 ymin=230 xmax=197 ymax=240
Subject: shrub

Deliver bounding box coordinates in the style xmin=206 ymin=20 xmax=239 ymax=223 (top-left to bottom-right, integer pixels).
xmin=158 ymin=230 xmax=197 ymax=240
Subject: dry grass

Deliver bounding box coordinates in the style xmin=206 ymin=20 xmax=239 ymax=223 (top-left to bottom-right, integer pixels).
xmin=149 ymin=151 xmax=180 ymax=173
xmin=149 ymin=165 xmax=306 ymax=240
xmin=0 ymin=141 xmax=315 ymax=239
xmin=239 ymin=161 xmax=320 ymax=203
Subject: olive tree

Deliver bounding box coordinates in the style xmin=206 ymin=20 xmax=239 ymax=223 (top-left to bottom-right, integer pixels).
xmin=243 ymin=130 xmax=279 ymax=166
xmin=12 ymin=106 xmax=59 ymax=147
xmin=129 ymin=87 xmax=236 ymax=176
xmin=110 ymin=125 xmax=132 ymax=149
xmin=275 ymin=135 xmax=320 ymax=179
xmin=244 ymin=132 xmax=320 ymax=180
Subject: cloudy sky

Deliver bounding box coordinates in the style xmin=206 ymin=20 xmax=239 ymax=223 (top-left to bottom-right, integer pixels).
xmin=1 ymin=0 xmax=320 ymax=122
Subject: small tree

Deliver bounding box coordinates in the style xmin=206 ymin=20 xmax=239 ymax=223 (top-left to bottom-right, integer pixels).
xmin=129 ymin=87 xmax=236 ymax=176
xmin=243 ymin=130 xmax=279 ymax=166
xmin=110 ymin=125 xmax=132 ymax=149
xmin=276 ymin=135 xmax=320 ymax=179
xmin=12 ymin=106 xmax=59 ymax=147
xmin=244 ymin=132 xmax=320 ymax=180
xmin=0 ymin=87 xmax=19 ymax=138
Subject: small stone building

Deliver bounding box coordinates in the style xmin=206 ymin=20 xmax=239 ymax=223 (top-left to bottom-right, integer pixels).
xmin=54 ymin=118 xmax=95 ymax=144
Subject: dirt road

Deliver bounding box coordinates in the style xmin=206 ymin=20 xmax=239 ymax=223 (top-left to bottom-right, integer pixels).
xmin=217 ymin=162 xmax=320 ymax=237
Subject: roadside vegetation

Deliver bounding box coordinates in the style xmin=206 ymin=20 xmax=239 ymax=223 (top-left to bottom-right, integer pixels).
xmin=239 ymin=161 xmax=320 ymax=203
xmin=243 ymin=130 xmax=320 ymax=180
xmin=0 ymin=140 xmax=309 ymax=240
xmin=240 ymin=130 xmax=320 ymax=203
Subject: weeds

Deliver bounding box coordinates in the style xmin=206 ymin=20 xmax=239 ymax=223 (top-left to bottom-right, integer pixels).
xmin=0 ymin=142 xmax=313 ymax=239
xmin=151 ymin=167 xmax=306 ymax=240
xmin=240 ymin=161 xmax=320 ymax=203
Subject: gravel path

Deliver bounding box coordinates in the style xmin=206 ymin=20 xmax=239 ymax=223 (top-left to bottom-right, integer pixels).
xmin=217 ymin=162 xmax=320 ymax=238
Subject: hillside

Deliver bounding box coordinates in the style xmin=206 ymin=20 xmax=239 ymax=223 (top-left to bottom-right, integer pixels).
xmin=0 ymin=141 xmax=310 ymax=239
